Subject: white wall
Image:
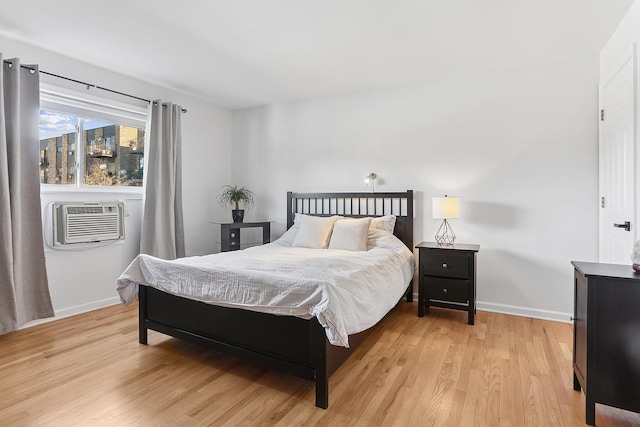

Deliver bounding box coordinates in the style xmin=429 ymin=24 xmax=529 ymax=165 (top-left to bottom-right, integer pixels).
xmin=1 ymin=35 xmax=233 ymax=323
xmin=601 ymin=0 xmax=640 ymax=81
xmin=232 ymin=57 xmax=601 ymax=321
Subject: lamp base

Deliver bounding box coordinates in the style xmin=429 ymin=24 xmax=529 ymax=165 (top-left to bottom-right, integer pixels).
xmin=435 ymin=219 xmax=456 ymax=246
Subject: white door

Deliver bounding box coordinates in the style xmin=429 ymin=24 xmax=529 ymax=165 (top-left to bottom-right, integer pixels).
xmin=600 ymin=57 xmax=635 ymax=264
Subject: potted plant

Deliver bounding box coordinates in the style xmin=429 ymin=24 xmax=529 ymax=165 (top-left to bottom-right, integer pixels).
xmin=217 ymin=185 xmax=255 ymax=223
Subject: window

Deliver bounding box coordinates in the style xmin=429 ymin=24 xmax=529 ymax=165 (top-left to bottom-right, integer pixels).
xmin=39 ymin=82 xmax=148 ymax=189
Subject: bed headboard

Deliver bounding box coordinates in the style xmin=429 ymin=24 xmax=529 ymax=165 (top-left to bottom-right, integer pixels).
xmin=287 ymin=190 xmax=414 ymax=250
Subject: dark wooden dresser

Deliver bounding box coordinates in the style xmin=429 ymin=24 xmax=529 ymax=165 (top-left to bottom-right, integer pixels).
xmin=571 ymin=261 xmax=640 ymax=425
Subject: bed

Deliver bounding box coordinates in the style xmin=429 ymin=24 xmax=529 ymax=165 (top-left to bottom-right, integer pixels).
xmin=118 ymin=190 xmax=414 ymax=408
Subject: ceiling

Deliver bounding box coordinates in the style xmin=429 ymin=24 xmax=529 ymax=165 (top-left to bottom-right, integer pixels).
xmin=0 ymin=0 xmax=634 ymax=109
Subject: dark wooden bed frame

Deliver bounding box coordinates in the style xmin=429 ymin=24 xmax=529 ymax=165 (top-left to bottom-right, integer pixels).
xmin=138 ymin=190 xmax=414 ymax=408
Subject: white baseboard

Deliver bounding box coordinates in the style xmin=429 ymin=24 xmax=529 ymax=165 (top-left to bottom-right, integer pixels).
xmin=20 ymin=296 xmax=121 ymax=330
xmin=410 ymin=291 xmax=572 ymax=324
xmin=476 ymin=301 xmax=572 ymax=324
xmin=24 ymin=295 xmax=572 ymax=331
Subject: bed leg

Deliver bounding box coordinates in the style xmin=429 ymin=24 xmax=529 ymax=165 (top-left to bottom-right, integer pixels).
xmin=315 ymin=374 xmax=328 ymax=409
xmin=406 ymin=279 xmax=414 ymax=302
xmin=138 ymin=286 xmax=148 ymax=345
xmin=312 ymin=319 xmax=328 ymax=409
xmin=139 ymin=323 xmax=148 ymax=345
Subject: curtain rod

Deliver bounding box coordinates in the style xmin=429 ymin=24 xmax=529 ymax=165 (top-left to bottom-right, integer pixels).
xmin=3 ymin=60 xmax=188 ymax=113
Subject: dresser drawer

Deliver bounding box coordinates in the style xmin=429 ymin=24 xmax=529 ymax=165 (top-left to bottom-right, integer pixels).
xmin=421 ymin=252 xmax=469 ymax=279
xmin=425 ymin=278 xmax=469 ymax=304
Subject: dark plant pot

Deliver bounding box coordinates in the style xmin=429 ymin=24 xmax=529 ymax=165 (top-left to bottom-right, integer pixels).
xmin=232 ymin=209 xmax=245 ymax=223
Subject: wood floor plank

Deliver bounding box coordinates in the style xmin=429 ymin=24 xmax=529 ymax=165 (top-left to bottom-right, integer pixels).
xmin=2 ymin=302 xmax=640 ymax=426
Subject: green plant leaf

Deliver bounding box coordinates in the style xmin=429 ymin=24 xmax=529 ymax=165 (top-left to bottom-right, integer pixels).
xmin=217 ymin=185 xmax=255 ymax=210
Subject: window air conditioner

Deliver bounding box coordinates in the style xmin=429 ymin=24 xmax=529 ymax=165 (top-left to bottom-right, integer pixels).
xmin=53 ymin=201 xmax=125 ymax=245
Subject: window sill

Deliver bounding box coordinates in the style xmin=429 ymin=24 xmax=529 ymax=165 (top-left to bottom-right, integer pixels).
xmin=40 ymin=185 xmax=143 ymax=198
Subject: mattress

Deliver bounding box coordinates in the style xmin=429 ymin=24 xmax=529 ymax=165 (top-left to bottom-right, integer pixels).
xmin=117 ymin=229 xmax=414 ymax=347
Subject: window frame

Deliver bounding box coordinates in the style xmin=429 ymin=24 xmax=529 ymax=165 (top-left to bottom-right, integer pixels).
xmin=39 ymin=82 xmax=149 ymax=194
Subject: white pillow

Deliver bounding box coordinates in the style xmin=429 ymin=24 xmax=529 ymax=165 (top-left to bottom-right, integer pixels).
xmin=272 ymin=214 xmax=302 ymax=246
xmin=370 ymin=215 xmax=396 ymax=234
xmin=329 ymin=217 xmax=372 ymax=251
xmin=273 ymin=226 xmax=297 ymax=246
xmin=367 ymin=228 xmax=413 ymax=259
xmin=291 ymin=215 xmax=339 ymax=249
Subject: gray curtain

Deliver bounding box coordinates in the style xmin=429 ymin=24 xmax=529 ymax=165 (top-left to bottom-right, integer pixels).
xmin=0 ymin=56 xmax=54 ymax=335
xmin=140 ymin=101 xmax=185 ymax=259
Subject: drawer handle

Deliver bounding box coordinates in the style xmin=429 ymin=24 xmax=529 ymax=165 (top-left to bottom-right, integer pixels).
xmin=442 ymin=263 xmax=448 ymax=268
xmin=442 ymin=288 xmax=448 ymax=293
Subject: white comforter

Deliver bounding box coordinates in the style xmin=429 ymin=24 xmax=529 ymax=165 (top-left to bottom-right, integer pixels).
xmin=116 ymin=229 xmax=414 ymax=347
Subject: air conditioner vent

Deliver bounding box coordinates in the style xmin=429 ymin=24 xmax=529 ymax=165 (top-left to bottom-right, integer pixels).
xmin=66 ymin=206 xmax=104 ymax=215
xmin=53 ymin=201 xmax=125 ymax=245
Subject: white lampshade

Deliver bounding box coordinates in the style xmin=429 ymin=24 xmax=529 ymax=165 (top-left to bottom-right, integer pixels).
xmin=432 ymin=196 xmax=460 ymax=219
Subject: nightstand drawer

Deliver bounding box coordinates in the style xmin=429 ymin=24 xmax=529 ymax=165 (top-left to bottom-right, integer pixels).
xmin=421 ymin=253 xmax=469 ymax=279
xmin=425 ymin=278 xmax=469 ymax=304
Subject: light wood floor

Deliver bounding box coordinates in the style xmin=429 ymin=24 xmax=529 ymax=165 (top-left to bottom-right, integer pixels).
xmin=1 ymin=303 xmax=639 ymax=426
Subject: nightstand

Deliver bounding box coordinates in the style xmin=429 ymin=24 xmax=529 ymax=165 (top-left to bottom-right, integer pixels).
xmin=215 ymin=221 xmax=271 ymax=252
xmin=416 ymin=241 xmax=479 ymax=324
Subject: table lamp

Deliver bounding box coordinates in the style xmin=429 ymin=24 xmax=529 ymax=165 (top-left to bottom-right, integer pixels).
xmin=432 ymin=195 xmax=460 ymax=245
